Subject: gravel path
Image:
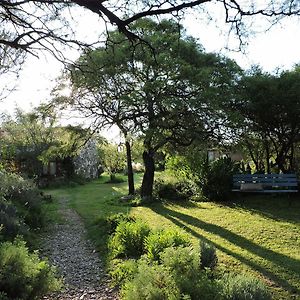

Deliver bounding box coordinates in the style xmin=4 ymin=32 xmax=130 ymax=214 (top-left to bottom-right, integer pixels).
xmin=40 ymin=197 xmax=118 ymax=300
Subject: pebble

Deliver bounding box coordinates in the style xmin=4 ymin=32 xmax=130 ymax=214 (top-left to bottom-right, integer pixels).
xmin=39 ymin=197 xmax=119 ymax=300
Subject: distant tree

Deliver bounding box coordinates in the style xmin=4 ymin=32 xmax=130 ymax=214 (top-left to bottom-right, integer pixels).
xmin=0 ymin=107 xmax=92 ymax=177
xmin=231 ymin=67 xmax=300 ymax=173
xmin=98 ymin=142 xmax=126 ymax=182
xmin=65 ymin=19 xmax=241 ymax=199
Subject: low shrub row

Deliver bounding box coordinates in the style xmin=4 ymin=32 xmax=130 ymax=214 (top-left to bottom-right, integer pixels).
xmin=0 ymin=169 xmax=61 ymax=299
xmin=107 ymin=213 xmax=271 ymax=300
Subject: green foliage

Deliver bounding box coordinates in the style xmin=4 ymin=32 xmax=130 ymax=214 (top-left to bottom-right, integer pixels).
xmin=220 ymin=274 xmax=271 ymax=300
xmin=144 ymin=228 xmax=191 ymax=261
xmin=232 ymin=67 xmax=300 ymax=173
xmin=109 ymin=259 xmax=138 ymax=286
xmin=0 ymin=198 xmax=27 ymax=240
xmin=160 ymin=246 xmax=221 ymax=300
xmin=202 ymin=157 xmax=240 ymax=201
xmin=0 ymin=171 xmax=45 ymax=241
xmin=109 ymin=220 xmax=150 ymax=258
xmin=154 ymin=176 xmax=201 ymax=202
xmin=98 ymin=142 xmax=126 ymax=179
xmin=0 ymin=240 xmax=61 ymax=300
xmin=200 ymin=240 xmax=218 ymax=270
xmin=120 ymin=260 xmax=180 ymax=300
xmin=106 ymin=213 xmax=136 ymax=234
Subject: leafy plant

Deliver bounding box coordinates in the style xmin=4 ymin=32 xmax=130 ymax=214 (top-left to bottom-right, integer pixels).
xmin=109 ymin=259 xmax=138 ymax=286
xmin=200 ymin=240 xmax=218 ymax=270
xmin=220 ymin=274 xmax=271 ymax=300
xmin=160 ymin=246 xmax=221 ymax=300
xmin=154 ymin=177 xmax=201 ymax=202
xmin=201 ymin=157 xmax=240 ymax=201
xmin=0 ymin=239 xmax=61 ymax=300
xmin=144 ymin=228 xmax=191 ymax=261
xmin=106 ymin=213 xmax=136 ymax=234
xmin=109 ymin=220 xmax=150 ymax=258
xmin=121 ymin=260 xmax=180 ymax=300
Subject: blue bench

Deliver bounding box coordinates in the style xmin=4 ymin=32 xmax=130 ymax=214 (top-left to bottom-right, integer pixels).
xmin=232 ymin=174 xmax=298 ymax=193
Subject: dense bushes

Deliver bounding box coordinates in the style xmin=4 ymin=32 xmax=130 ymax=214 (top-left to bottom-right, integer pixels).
xmin=201 ymin=157 xmax=240 ymax=201
xmin=164 ymin=153 xmax=241 ymax=202
xmin=154 ymin=176 xmax=201 ymax=202
xmin=0 ymin=170 xmax=46 ymax=235
xmin=220 ymin=274 xmax=271 ymax=300
xmin=144 ymin=229 xmax=191 ymax=261
xmin=109 ymin=220 xmax=151 ymax=258
xmin=0 ymin=240 xmax=61 ymax=300
xmin=107 ymin=213 xmax=271 ymax=300
xmin=0 ymin=170 xmax=61 ymax=299
xmin=121 ymin=260 xmax=181 ymax=300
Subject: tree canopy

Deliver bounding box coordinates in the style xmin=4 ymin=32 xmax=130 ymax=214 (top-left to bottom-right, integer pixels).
xmin=229 ymin=66 xmax=300 ymax=173
xmin=1 ymin=0 xmax=299 ymax=56
xmin=64 ymin=18 xmax=241 ymax=198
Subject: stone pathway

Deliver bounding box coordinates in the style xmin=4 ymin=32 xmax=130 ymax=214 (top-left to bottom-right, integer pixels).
xmin=40 ymin=197 xmax=118 ymax=300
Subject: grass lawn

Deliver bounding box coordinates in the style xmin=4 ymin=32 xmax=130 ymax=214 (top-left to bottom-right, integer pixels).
xmin=47 ymin=175 xmax=300 ymax=300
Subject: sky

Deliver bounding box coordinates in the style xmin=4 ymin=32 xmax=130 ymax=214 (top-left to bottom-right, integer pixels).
xmin=1 ymin=6 xmax=300 ymax=141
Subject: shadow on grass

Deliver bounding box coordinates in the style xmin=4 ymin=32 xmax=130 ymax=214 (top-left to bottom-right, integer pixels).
xmin=151 ymin=204 xmax=300 ymax=296
xmin=229 ymin=194 xmax=300 ymax=224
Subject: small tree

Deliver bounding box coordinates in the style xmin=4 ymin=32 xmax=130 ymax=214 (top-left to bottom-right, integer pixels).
xmin=98 ymin=142 xmax=126 ymax=182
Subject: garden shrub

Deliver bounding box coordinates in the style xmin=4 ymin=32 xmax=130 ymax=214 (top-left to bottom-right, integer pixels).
xmin=0 ymin=239 xmax=61 ymax=300
xmin=109 ymin=220 xmax=150 ymax=258
xmin=106 ymin=213 xmax=136 ymax=234
xmin=0 ymin=170 xmax=45 ymax=231
xmin=0 ymin=292 xmax=9 ymax=300
xmin=0 ymin=198 xmax=27 ymax=240
xmin=121 ymin=260 xmax=180 ymax=300
xmin=12 ymin=189 xmax=46 ymax=230
xmin=154 ymin=177 xmax=201 ymax=202
xmin=109 ymin=259 xmax=138 ymax=286
xmin=201 ymin=157 xmax=240 ymax=201
xmin=200 ymin=240 xmax=218 ymax=270
xmin=160 ymin=246 xmax=221 ymax=300
xmin=220 ymin=274 xmax=271 ymax=300
xmin=144 ymin=228 xmax=191 ymax=261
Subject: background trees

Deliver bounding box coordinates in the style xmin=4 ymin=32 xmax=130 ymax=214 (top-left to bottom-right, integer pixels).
xmin=230 ymin=66 xmax=300 ymax=173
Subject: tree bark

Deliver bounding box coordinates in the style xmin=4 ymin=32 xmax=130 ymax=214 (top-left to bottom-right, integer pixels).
xmin=141 ymin=149 xmax=155 ymax=198
xmin=125 ymin=140 xmax=135 ymax=195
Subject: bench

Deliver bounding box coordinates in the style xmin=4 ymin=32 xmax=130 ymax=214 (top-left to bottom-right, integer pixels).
xmin=232 ymin=174 xmax=298 ymax=193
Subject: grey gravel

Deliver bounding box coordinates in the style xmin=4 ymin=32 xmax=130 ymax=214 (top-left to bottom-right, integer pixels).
xmin=40 ymin=197 xmax=118 ymax=300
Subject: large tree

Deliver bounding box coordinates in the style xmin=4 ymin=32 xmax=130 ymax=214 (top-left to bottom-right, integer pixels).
xmin=1 ymin=0 xmax=299 ymax=55
xmin=64 ymin=19 xmax=240 ymax=198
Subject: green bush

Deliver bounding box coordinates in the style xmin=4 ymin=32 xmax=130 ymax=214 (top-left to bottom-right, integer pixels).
xmin=0 ymin=170 xmax=45 ymax=231
xmin=0 ymin=198 xmax=27 ymax=240
xmin=201 ymin=157 xmax=240 ymax=202
xmin=12 ymin=189 xmax=45 ymax=230
xmin=0 ymin=292 xmax=8 ymax=300
xmin=144 ymin=228 xmax=191 ymax=261
xmin=220 ymin=274 xmax=271 ymax=300
xmin=154 ymin=177 xmax=201 ymax=202
xmin=200 ymin=240 xmax=218 ymax=270
xmin=160 ymin=246 xmax=221 ymax=300
xmin=121 ymin=260 xmax=180 ymax=300
xmin=106 ymin=213 xmax=136 ymax=234
xmin=109 ymin=259 xmax=138 ymax=286
xmin=109 ymin=220 xmax=150 ymax=258
xmin=0 ymin=240 xmax=61 ymax=300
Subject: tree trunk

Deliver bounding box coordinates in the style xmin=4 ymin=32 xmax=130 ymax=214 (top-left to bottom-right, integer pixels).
xmin=125 ymin=140 xmax=135 ymax=195
xmin=141 ymin=150 xmax=155 ymax=198
xmin=265 ymin=140 xmax=271 ymax=174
